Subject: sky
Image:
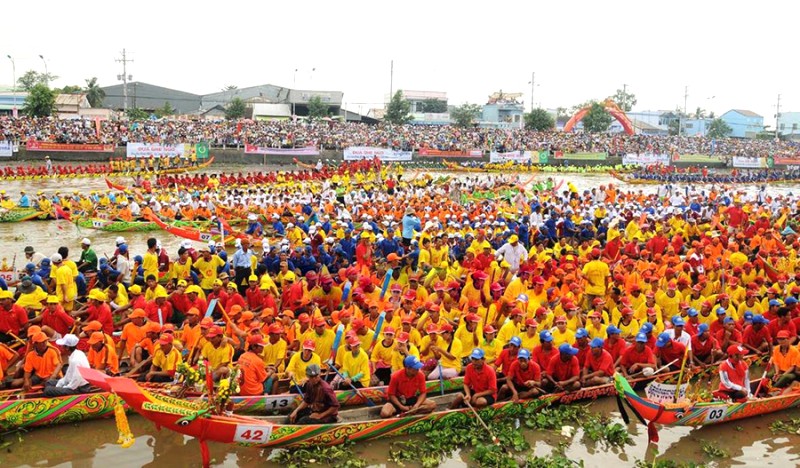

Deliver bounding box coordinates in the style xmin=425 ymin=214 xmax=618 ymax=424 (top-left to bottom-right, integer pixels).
xmin=1 ymin=0 xmax=796 ymax=127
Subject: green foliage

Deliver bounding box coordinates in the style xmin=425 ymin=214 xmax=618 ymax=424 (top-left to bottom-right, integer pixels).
xmin=700 ymin=440 xmax=729 ymax=459
xmin=225 ymin=97 xmax=246 ymax=120
xmin=384 ymin=90 xmax=412 ymax=125
xmin=154 ymin=101 xmax=174 ymax=118
xmin=272 ymin=441 xmax=367 ymax=468
xmin=57 ymin=85 xmax=83 ymax=94
xmin=634 ymin=460 xmax=708 ymax=468
xmin=668 ymin=119 xmax=680 ymax=136
xmin=420 ymin=98 xmax=448 ymax=113
xmin=524 ymin=453 xmax=584 ymax=468
xmin=84 ymin=77 xmax=105 ymax=108
xmin=582 ymin=102 xmax=613 ymax=133
xmin=770 ymin=417 xmax=800 ymax=434
xmin=609 ymin=88 xmax=637 ymax=112
xmin=707 ymin=118 xmax=732 ymax=139
xmin=22 ymin=84 xmax=56 ymax=117
xmin=581 ymin=416 xmax=632 ymax=447
xmin=525 ymin=108 xmax=555 ymax=131
xmin=307 ymin=95 xmax=329 ymax=119
xmin=450 ymin=103 xmax=482 ymax=127
xmin=16 ymin=70 xmax=58 ymax=91
xmin=126 ymin=107 xmax=148 ymax=120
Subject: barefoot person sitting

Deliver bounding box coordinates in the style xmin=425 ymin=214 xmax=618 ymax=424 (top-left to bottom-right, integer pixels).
xmin=542 ymin=344 xmax=582 ymax=392
xmin=380 ymin=355 xmax=436 ymax=418
xmin=498 ymin=349 xmax=542 ymax=402
xmin=288 ymin=364 xmax=340 ymax=424
xmin=581 ymin=338 xmax=615 ymax=387
xmin=450 ymin=348 xmax=497 ymax=409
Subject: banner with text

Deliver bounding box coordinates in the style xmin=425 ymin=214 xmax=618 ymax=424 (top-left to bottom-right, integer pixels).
xmin=243 ymin=145 xmax=320 ymax=156
xmin=344 ymin=146 xmax=412 ymax=162
xmin=772 ymin=156 xmax=800 ymax=166
xmin=553 ymin=151 xmax=607 ymax=161
xmin=489 ymin=150 xmax=531 ymax=163
xmin=126 ymin=143 xmax=186 ymax=158
xmin=418 ymin=148 xmax=482 ymax=158
xmin=27 ymin=140 xmax=114 ymax=153
xmin=732 ymin=156 xmax=767 ymax=168
xmin=645 ymin=381 xmax=689 ymax=404
xmin=0 ymin=141 xmax=12 ymax=157
xmin=622 ymin=153 xmax=671 ymax=166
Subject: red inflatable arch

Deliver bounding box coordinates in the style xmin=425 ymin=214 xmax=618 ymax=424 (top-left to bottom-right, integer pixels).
xmin=563 ymin=99 xmax=634 ymax=135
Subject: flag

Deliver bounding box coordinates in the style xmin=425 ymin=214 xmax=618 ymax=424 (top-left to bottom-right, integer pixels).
xmin=54 ymin=204 xmax=71 ymax=221
xmin=195 ymin=142 xmax=209 ymax=160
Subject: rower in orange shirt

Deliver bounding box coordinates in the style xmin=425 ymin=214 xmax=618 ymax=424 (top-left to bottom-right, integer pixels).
xmin=87 ymin=331 xmax=119 ymax=375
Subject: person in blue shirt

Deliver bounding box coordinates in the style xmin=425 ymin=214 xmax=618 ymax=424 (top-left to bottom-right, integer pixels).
xmin=401 ymin=207 xmax=421 ymax=247
xmin=295 ymin=247 xmax=317 ymax=276
xmin=339 ymin=230 xmax=356 ymax=262
xmin=18 ymin=191 xmax=30 ymax=208
xmin=378 ymin=229 xmax=402 ymax=258
xmin=24 ymin=263 xmax=47 ymax=290
xmin=320 ymin=216 xmax=332 ymax=234
xmin=245 ymin=214 xmax=263 ymax=237
xmin=271 ymin=214 xmax=286 ymax=236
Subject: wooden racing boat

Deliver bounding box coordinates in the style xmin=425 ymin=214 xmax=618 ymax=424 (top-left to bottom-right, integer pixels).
xmin=0 ymin=157 xmax=215 ymax=183
xmin=145 ymin=213 xmax=277 ymax=248
xmin=292 ymin=158 xmax=319 ymax=170
xmin=82 ymin=368 xmax=556 ymax=465
xmin=615 ymin=373 xmax=800 ymax=429
xmin=0 ymin=208 xmax=47 ymax=223
xmin=74 ymin=217 xmax=210 ymax=233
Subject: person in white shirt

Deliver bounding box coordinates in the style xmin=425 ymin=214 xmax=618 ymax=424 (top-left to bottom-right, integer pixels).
xmin=495 ymin=234 xmax=528 ymax=273
xmin=44 ymin=334 xmax=91 ymax=397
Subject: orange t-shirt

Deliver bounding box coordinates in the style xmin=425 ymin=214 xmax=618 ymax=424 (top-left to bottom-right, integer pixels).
xmin=238 ymin=351 xmax=268 ymax=396
xmin=23 ymin=347 xmax=61 ymax=379
xmin=89 ymin=345 xmax=120 ymax=374
xmin=0 ymin=343 xmax=16 ymax=380
xmin=120 ymin=323 xmax=145 ymax=356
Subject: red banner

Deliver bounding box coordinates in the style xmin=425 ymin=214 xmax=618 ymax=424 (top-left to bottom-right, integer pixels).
xmin=773 ymin=156 xmax=800 ymax=165
xmin=417 ymin=148 xmax=482 ymax=158
xmin=26 ymin=140 xmax=115 ymax=152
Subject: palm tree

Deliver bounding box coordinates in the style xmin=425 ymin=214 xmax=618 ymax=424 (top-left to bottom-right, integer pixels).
xmin=84 ymin=77 xmax=106 ymax=108
xmin=695 ymin=107 xmax=706 ymax=119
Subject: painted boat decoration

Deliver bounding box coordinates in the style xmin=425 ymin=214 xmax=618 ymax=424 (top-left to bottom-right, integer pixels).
xmin=0 ymin=208 xmax=47 ymax=223
xmin=1 ymin=157 xmax=215 ymax=183
xmin=74 ymin=217 xmax=210 ymax=233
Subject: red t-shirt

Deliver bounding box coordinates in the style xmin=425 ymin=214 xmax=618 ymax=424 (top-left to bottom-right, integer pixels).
xmin=87 ymin=303 xmax=114 ymax=335
xmin=619 ymin=345 xmax=655 ymax=369
xmin=145 ymin=300 xmax=174 ymax=324
xmin=690 ymin=335 xmax=718 ymax=357
xmin=742 ymin=325 xmax=771 ymax=350
xmin=714 ymin=329 xmax=743 ymax=346
xmin=507 ymin=360 xmax=541 ymax=386
xmin=493 ymin=348 xmax=518 ymax=376
xmin=574 ymin=343 xmax=590 ymax=366
xmin=531 ymin=345 xmax=558 ymax=372
xmin=0 ymin=304 xmax=29 ymax=335
xmin=603 ymin=337 xmax=628 ymax=362
xmin=170 ymin=292 xmax=192 ymax=314
xmin=767 ymin=320 xmax=797 ymax=344
xmin=388 ymin=368 xmax=426 ymax=400
xmin=40 ymin=307 xmax=75 ymax=336
xmin=464 ymin=362 xmax=497 ymax=399
xmin=546 ymin=354 xmax=580 ymax=381
xmin=584 ymin=349 xmax=615 ymax=376
xmin=718 ymin=358 xmax=747 ymax=391
xmin=656 ymin=341 xmax=686 ymax=365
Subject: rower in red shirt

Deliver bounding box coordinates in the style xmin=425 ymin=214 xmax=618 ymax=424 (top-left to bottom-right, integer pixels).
xmin=654 ymin=332 xmax=687 ymax=371
xmin=531 ymin=331 xmax=558 ymax=372
xmin=493 ymin=336 xmax=521 ymax=377
xmin=450 ymin=348 xmax=497 ymax=409
xmin=380 ymin=355 xmax=436 ymax=418
xmin=617 ymin=332 xmax=656 ymax=378
xmin=603 ymin=326 xmax=628 ymax=362
xmin=582 ymin=337 xmax=615 ymax=386
xmin=0 ymin=290 xmax=28 ymax=337
xmin=543 ymin=344 xmax=581 ymax=392
xmin=498 ymin=349 xmax=542 ymax=402
xmin=741 ymin=315 xmax=772 ymax=354
xmin=36 ymin=296 xmax=75 ymax=336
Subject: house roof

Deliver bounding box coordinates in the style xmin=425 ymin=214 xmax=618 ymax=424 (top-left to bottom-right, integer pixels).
xmin=729 ymin=109 xmax=762 ymax=118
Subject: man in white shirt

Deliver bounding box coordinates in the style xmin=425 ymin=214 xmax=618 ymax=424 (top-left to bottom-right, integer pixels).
xmin=495 ymin=234 xmax=528 ymax=273
xmin=43 ymin=334 xmax=91 ymax=397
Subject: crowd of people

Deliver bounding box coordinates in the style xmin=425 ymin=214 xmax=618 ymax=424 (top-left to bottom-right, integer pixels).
xmin=2 ymin=117 xmax=800 ymax=158
xmin=1 ymin=163 xmax=800 ymax=423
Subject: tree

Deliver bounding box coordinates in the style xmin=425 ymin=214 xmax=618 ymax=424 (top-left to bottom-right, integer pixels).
xmin=84 ymin=77 xmax=106 ymax=108
xmin=582 ymin=102 xmax=613 ymax=133
xmin=22 ymin=84 xmax=56 ymax=117
xmin=223 ymin=85 xmax=238 ymax=91
xmin=695 ymin=107 xmax=706 ymax=119
xmin=707 ymin=118 xmax=732 ymax=139
xmin=384 ymin=91 xmax=412 ymax=125
xmin=556 ymin=107 xmax=570 ymax=120
xmin=126 ymin=107 xmax=148 ymax=120
xmin=609 ymin=88 xmax=637 ymax=112
xmin=524 ymin=108 xmax=555 ymax=131
xmin=420 ymin=98 xmax=447 ymax=113
xmin=154 ymin=101 xmax=174 ymax=118
xmin=450 ymin=103 xmax=482 ymax=127
xmin=17 ymin=70 xmax=58 ymax=91
xmin=57 ymin=85 xmax=83 ymax=94
xmin=225 ymin=97 xmax=246 ymax=119
xmin=307 ymin=95 xmax=329 ymax=119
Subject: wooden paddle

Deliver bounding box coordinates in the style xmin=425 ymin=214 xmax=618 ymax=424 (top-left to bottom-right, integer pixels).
xmin=464 ymin=399 xmax=501 ymax=447
xmin=328 ymin=362 xmax=374 ymax=407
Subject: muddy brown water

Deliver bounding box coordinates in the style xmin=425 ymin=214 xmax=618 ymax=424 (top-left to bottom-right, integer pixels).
xmin=1 ymin=166 xmax=800 ymax=467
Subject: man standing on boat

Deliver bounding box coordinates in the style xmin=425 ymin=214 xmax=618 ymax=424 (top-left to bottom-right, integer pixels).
xmin=449 ymin=348 xmax=497 ymax=409
xmin=288 ymin=364 xmax=340 ymax=424
xmin=380 ymin=355 xmax=436 ymax=418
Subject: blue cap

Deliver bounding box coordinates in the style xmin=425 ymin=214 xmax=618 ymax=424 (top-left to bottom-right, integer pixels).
xmin=516 ymin=293 xmax=529 ymax=303
xmin=25 ymin=263 xmax=35 ymax=271
xmin=403 ymin=355 xmax=424 ymax=370
xmin=698 ymin=323 xmax=710 ymax=333
xmin=118 ymin=244 xmax=128 ymax=254
xmin=723 ymin=317 xmax=735 ymax=324
xmin=508 ymin=336 xmax=522 ymax=347
xmin=753 ymin=314 xmax=769 ymax=325
xmin=558 ymin=343 xmax=579 ymax=355
xmin=671 ymin=316 xmax=685 ymax=327
xmin=134 ymin=255 xmax=143 ymax=263
xmin=539 ymin=330 xmax=553 ymax=342
xmin=655 ymin=332 xmax=671 ymax=348
xmin=100 ymin=264 xmax=110 ymax=271
xmin=769 ymin=299 xmax=782 ymax=307
xmin=470 ymin=348 xmax=486 ymax=360
xmin=40 ymin=258 xmax=50 ymax=265
xmin=744 ymin=311 xmax=754 ymax=320
xmin=607 ymin=325 xmax=621 ymax=335
xmin=635 ymin=333 xmax=648 ymax=343
xmin=641 ymin=322 xmax=654 ymax=334
xmin=786 ymin=297 xmax=799 ymax=305
xmin=687 ymin=308 xmax=699 ymax=317
xmin=518 ymin=349 xmax=531 ymax=360
xmin=716 ymin=307 xmax=726 ymax=315
xmin=99 ymin=257 xmax=108 ymax=265
xmin=575 ymin=328 xmax=589 ymax=339
xmin=590 ymin=337 xmax=604 ymax=348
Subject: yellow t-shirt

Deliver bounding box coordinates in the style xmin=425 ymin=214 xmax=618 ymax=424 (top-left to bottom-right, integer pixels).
xmin=261 ymin=339 xmax=287 ymax=369
xmin=582 ymin=260 xmax=609 ymax=296
xmin=438 ymin=338 xmax=463 ymax=373
xmin=200 ymin=342 xmax=234 ymax=369
xmin=390 ymin=344 xmax=420 ymax=372
xmin=341 ymin=348 xmax=371 ymax=387
xmin=454 ymin=324 xmax=483 ymax=358
xmin=55 ymin=264 xmax=77 ymax=304
xmin=286 ymin=352 xmax=321 ymax=384
xmin=143 ymin=252 xmax=159 ymax=280
xmin=152 ymin=347 xmax=183 ymax=373
xmin=194 ymin=256 xmax=225 ymax=290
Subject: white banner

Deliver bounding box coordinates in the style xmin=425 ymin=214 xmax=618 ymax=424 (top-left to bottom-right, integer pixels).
xmin=645 ymin=381 xmax=689 ymax=404
xmin=0 ymin=141 xmax=12 ymax=157
xmin=126 ymin=143 xmax=186 ymax=158
xmin=732 ymin=156 xmax=767 ymax=168
xmin=489 ymin=150 xmax=531 ymax=163
xmin=622 ymin=153 xmax=671 ymax=166
xmin=343 ymin=146 xmax=412 ymax=162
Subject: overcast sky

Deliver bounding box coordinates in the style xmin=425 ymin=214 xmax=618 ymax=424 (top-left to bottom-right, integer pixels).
xmin=1 ymin=0 xmax=795 ymax=126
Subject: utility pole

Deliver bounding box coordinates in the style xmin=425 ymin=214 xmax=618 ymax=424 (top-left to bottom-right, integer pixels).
xmin=776 ymin=93 xmax=782 ymax=140
xmin=530 ymin=72 xmax=535 ymax=112
xmin=115 ymin=49 xmax=133 ymax=113
xmin=389 ymin=60 xmax=394 ymax=106
xmin=679 ymin=85 xmax=688 ymax=136
xmin=39 ymin=55 xmax=48 ymax=86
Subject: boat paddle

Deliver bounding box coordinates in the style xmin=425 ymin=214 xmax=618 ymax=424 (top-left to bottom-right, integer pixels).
xmin=464 ymin=399 xmax=501 ymax=447
xmin=367 ymin=312 xmax=386 ymax=354
xmin=673 ymin=342 xmax=692 ymax=403
xmin=753 ymin=357 xmax=773 ymax=397
xmin=378 ymin=268 xmax=393 ymax=300
xmin=328 ymin=363 xmax=375 ymax=407
xmin=291 ymin=378 xmax=305 ymax=399
xmin=327 ymin=324 xmax=345 ymax=365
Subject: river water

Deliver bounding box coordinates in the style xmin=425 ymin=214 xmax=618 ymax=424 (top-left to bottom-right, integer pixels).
xmin=2 ymin=164 xmax=800 ymax=467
